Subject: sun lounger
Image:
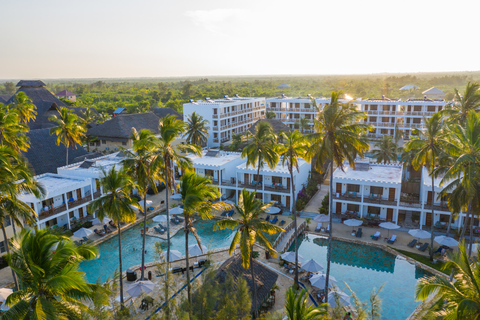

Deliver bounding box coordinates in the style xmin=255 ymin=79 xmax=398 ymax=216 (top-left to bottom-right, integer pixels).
xmin=82 ymin=236 xmax=89 ymax=242
xmin=171 ymin=219 xmax=180 ymax=225
xmin=356 ymin=228 xmax=362 ymax=238
xmin=326 ymin=224 xmax=330 ymax=233
xmin=227 ymin=210 xmax=235 ymax=217
xmin=315 ymin=223 xmax=321 ymax=232
xmin=265 ymin=215 xmax=270 ymax=221
xmin=221 ymin=211 xmax=227 ymax=216
xmin=407 ymin=239 xmax=417 ymax=248
xmin=94 ymin=229 xmax=105 ymax=236
xmin=279 ymin=220 xmax=286 ymax=226
xmin=371 ymin=231 xmax=381 ymax=240
xmin=176 ymin=216 xmax=184 ymax=222
xmin=418 ymin=243 xmax=429 ymax=252
xmin=387 ymin=234 xmax=397 ymax=244
xmin=172 ymin=266 xmax=182 ymax=274
xmin=270 ymin=217 xmax=278 ymax=224
xmin=158 ymin=223 xmax=167 ymax=230
xmin=154 ymin=227 xmax=165 ymax=234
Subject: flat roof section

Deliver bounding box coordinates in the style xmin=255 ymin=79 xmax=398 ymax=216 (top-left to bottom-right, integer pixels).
xmin=237 ymin=159 xmax=308 ymax=174
xmin=187 ymin=151 xmax=243 ymax=168
xmin=333 ymin=164 xmax=402 ymax=184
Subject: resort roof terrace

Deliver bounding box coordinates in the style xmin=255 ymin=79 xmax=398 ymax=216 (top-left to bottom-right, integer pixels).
xmin=333 ymin=161 xmax=402 ymax=185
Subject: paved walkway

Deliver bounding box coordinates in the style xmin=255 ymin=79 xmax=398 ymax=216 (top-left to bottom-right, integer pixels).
xmin=303 ymin=186 xmax=328 ymax=214
xmin=275 ymin=227 xmax=296 ymax=253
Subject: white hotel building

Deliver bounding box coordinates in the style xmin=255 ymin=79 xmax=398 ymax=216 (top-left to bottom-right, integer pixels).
xmin=183 ymin=96 xmax=266 ymax=148
xmin=356 ymin=97 xmax=447 ymax=140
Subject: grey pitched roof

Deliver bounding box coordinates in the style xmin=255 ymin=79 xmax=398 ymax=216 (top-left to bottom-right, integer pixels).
xmin=214 ymin=254 xmax=278 ymax=313
xmin=248 ymin=119 xmax=291 ymax=135
xmin=23 ymin=129 xmax=90 ymax=175
xmin=86 ymin=112 xmax=161 ymax=140
xmin=152 ymin=107 xmax=182 ymax=120
xmin=0 ymin=95 xmax=11 ymax=104
xmin=6 ymin=81 xmax=97 ymax=130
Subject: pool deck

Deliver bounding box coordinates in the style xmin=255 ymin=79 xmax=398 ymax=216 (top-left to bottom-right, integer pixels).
xmin=145 ymin=218 xmax=195 ymax=240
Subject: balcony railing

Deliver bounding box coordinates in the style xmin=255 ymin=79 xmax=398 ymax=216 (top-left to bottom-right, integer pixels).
xmin=424 ymin=204 xmax=450 ymax=212
xmin=221 ymin=180 xmax=236 ymax=187
xmin=333 ymin=193 xmax=362 ymax=202
xmin=399 ymin=199 xmax=422 ymax=208
xmin=213 ymin=138 xmax=219 ymax=143
xmin=364 ymin=197 xmax=397 ymax=206
xmin=38 ymin=203 xmax=67 ymax=220
xmin=264 ymin=185 xmax=290 ymax=193
xmin=68 ymin=195 xmax=93 ymax=209
xmin=93 ymin=191 xmax=101 ymax=199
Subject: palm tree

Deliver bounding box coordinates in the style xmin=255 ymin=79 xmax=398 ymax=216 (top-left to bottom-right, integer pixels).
xmin=80 ymin=106 xmax=97 ymax=127
xmin=277 ymin=130 xmax=312 ymax=288
xmin=49 ymin=107 xmax=85 ymax=166
xmin=88 ymin=166 xmax=140 ymax=308
xmin=308 ymin=92 xmax=370 ymax=302
xmin=372 ymin=135 xmax=398 ymax=164
xmin=178 ymin=171 xmax=222 ymax=308
xmin=185 ymin=111 xmax=209 ymax=146
xmin=0 ymin=104 xmax=30 ymax=152
xmin=416 ymin=242 xmax=480 ymax=319
xmin=242 ymin=121 xmax=279 ymax=194
xmin=405 ymin=113 xmax=448 ymax=261
xmin=3 ymin=228 xmax=101 ymax=319
xmin=299 ymin=117 xmax=311 ymax=133
xmin=122 ymin=128 xmax=163 ymax=280
xmin=441 ymin=82 xmax=480 ymax=124
xmin=10 ymin=92 xmax=37 ymax=124
xmin=284 ymin=286 xmax=328 ymax=320
xmin=214 ymin=189 xmax=284 ymax=316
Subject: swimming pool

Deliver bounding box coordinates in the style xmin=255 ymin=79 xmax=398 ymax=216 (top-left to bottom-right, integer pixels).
xmin=289 ymin=234 xmax=431 ymax=320
xmin=79 ymin=219 xmax=236 ymax=283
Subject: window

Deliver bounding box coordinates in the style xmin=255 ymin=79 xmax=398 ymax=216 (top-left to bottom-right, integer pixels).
xmin=213 ymin=108 xmax=217 ymax=115
xmin=347 ymin=184 xmax=360 ymax=192
xmin=5 ymin=215 xmax=11 ymax=227
xmin=122 ymin=142 xmax=127 ymax=146
xmin=370 ymin=186 xmax=383 ymax=195
xmin=0 ymin=240 xmax=5 ymax=253
xmin=414 ymin=106 xmax=421 ymax=111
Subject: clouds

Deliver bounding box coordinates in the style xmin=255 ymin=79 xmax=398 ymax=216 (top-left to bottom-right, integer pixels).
xmin=185 ymin=8 xmax=249 ymax=35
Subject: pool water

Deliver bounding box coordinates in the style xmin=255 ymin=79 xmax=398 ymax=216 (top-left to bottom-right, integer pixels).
xmin=289 ymin=234 xmax=431 ymax=320
xmin=79 ymin=219 xmax=236 ymax=283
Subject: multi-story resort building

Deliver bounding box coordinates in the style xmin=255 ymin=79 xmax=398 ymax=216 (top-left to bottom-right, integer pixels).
xmin=356 ymin=97 xmax=447 ymax=140
xmin=174 ymin=150 xmax=310 ymax=211
xmin=183 ymin=96 xmax=266 ymax=147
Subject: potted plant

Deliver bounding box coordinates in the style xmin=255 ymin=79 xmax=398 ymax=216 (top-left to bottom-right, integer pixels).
xmin=270 ymin=283 xmax=279 ymax=297
xmin=305 ymin=217 xmax=312 ymax=231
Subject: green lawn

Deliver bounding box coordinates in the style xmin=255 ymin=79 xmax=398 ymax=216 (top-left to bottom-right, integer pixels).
xmin=392 ymin=247 xmax=451 ymax=275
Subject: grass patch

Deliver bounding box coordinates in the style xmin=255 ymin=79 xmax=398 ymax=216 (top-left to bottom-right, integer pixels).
xmin=393 ymin=247 xmax=451 ymax=275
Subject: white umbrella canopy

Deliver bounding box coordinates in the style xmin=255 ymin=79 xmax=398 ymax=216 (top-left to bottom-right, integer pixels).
xmin=379 ymin=222 xmax=400 ymax=237
xmin=73 ymin=228 xmax=93 ymax=238
xmin=0 ymin=288 xmax=13 ymax=302
xmin=92 ymin=217 xmax=111 ymax=225
xmin=223 ymin=200 xmax=235 ymax=206
xmin=171 ymin=194 xmax=182 ymax=200
xmin=162 ymin=250 xmax=183 ymax=261
xmin=170 ymin=207 xmax=184 ymax=215
xmin=266 ymin=207 xmax=281 ymax=214
xmin=281 ymin=252 xmax=303 ymax=263
xmin=343 ymin=219 xmax=363 ymax=227
xmin=408 ymin=229 xmax=431 ymax=239
xmin=126 ymin=280 xmax=155 ymax=297
xmin=153 ymin=215 xmax=168 ymax=222
xmin=188 ymin=244 xmax=207 ymax=256
xmin=328 ymin=289 xmax=351 ymax=308
xmin=309 ymin=273 xmax=337 ymax=289
xmin=0 ymin=300 xmax=9 ymax=311
xmin=301 ymin=259 xmax=324 ymax=272
xmin=434 ymin=236 xmax=459 ymax=247
xmin=314 ymin=214 xmax=330 ymax=222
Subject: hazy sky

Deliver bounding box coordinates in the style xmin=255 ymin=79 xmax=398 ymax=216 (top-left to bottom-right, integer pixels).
xmin=1 ymin=0 xmax=479 ymax=79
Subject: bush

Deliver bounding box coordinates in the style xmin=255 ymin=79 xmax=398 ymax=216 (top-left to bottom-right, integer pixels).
xmin=319 ymin=192 xmax=329 ymax=215
xmin=252 ymin=251 xmax=260 ymax=259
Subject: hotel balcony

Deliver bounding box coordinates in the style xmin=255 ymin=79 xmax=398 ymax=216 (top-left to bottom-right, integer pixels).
xmin=264 ymin=185 xmax=290 ymax=194
xmin=363 ymin=196 xmax=397 ymax=206
xmin=93 ymin=191 xmax=101 ymax=199
xmin=334 ymin=192 xmax=362 ymax=202
xmin=38 ymin=204 xmax=67 ymax=220
xmin=424 ymin=204 xmax=450 ymax=212
xmin=68 ymin=195 xmax=93 ymax=209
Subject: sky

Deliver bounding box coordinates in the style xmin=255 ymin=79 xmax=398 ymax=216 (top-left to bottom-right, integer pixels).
xmin=1 ymin=0 xmax=480 ymax=79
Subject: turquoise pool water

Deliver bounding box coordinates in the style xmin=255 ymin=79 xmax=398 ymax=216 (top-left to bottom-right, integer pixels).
xmin=79 ymin=219 xmax=236 ymax=283
xmin=289 ymin=234 xmax=431 ymax=320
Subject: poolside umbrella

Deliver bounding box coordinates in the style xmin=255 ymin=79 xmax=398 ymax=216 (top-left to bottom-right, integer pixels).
xmin=0 ymin=301 xmax=9 ymax=311
xmin=153 ymin=215 xmax=168 ymax=222
xmin=434 ymin=236 xmax=459 ymax=247
xmin=0 ymin=288 xmax=12 ymax=303
xmin=314 ymin=214 xmax=330 ymax=222
xmin=170 ymin=206 xmax=184 ymax=215
xmin=379 ymin=222 xmax=400 ymax=237
xmin=223 ymin=200 xmax=235 ymax=206
xmin=162 ymin=250 xmax=183 ymax=261
xmin=171 ymin=194 xmax=182 ymax=200
xmin=126 ymin=280 xmax=155 ymax=297
xmin=92 ymin=217 xmax=111 ymax=225
xmin=408 ymin=229 xmax=431 ymax=239
xmin=343 ymin=219 xmax=363 ymax=232
xmin=281 ymin=252 xmax=303 ymax=263
xmin=301 ymin=259 xmax=324 ymax=272
xmin=73 ymin=228 xmax=93 ymax=238
xmin=327 ymin=289 xmax=351 ymax=308
xmin=266 ymin=206 xmax=281 ymax=214
xmin=310 ymin=273 xmax=337 ymax=290
xmin=188 ymin=244 xmax=207 ymax=256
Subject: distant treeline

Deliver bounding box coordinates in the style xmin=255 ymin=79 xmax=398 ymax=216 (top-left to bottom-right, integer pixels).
xmin=1 ymin=72 xmax=479 ymax=115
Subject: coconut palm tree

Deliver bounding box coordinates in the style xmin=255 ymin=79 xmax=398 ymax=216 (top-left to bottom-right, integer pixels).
xmin=80 ymin=106 xmax=97 ymax=127
xmin=441 ymin=82 xmax=480 ymax=125
xmin=308 ymin=92 xmax=370 ymax=302
xmin=284 ymin=286 xmax=328 ymax=320
xmin=178 ymin=171 xmax=222 ymax=309
xmin=10 ymin=91 xmax=37 ymax=124
xmin=185 ymin=111 xmax=209 ymax=147
xmin=3 ymin=228 xmax=101 ymax=319
xmin=298 ymin=117 xmax=311 ymax=134
xmin=88 ymin=166 xmax=140 ymax=308
xmin=416 ymin=242 xmax=480 ymax=319
xmin=122 ymin=128 xmax=164 ymax=280
xmin=0 ymin=104 xmax=30 ymax=152
xmin=214 ymin=189 xmax=284 ymax=316
xmin=372 ymin=135 xmax=398 ymax=164
xmin=277 ymin=130 xmax=312 ymax=288
xmin=49 ymin=107 xmax=85 ymax=166
xmin=242 ymin=121 xmax=279 ymax=194
xmin=405 ymin=113 xmax=448 ymax=261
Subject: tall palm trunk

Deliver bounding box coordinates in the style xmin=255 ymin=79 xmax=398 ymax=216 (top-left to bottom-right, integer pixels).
xmin=164 ymin=157 xmax=171 ymax=318
xmin=446 ymin=212 xmax=453 ymax=237
xmin=325 ymin=159 xmax=333 ymax=303
xmin=66 ymin=146 xmax=69 ymax=166
xmin=468 ymin=212 xmax=474 ymax=258
xmin=117 ymin=220 xmax=125 ymax=308
xmin=254 ymin=159 xmax=262 ymax=194
xmin=429 ymin=174 xmax=435 ymax=261
xmin=1 ymin=225 xmax=18 ymax=290
xmin=250 ymin=247 xmax=258 ymax=318
xmin=185 ymin=220 xmax=192 ymax=312
xmin=290 ymin=166 xmax=299 ymax=288
xmin=460 ymin=200 xmax=472 ymax=240
xmin=140 ymin=194 xmax=147 ymax=280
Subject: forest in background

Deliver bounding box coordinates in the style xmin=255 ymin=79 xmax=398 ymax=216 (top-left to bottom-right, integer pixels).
xmin=1 ymin=71 xmax=480 ymax=115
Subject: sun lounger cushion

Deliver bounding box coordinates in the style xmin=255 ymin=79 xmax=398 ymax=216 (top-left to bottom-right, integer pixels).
xmin=371 ymin=231 xmax=380 ymax=240
xmin=279 ymin=220 xmax=286 ymax=226
xmin=270 ymin=217 xmax=278 ymax=224
xmin=315 ymin=223 xmax=321 ymax=232
xmin=387 ymin=234 xmax=397 ymax=244
xmin=407 ymin=239 xmax=417 ymax=248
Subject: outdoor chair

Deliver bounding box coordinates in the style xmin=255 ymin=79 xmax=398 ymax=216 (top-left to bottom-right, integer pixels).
xmin=227 ymin=210 xmax=235 ymax=217
xmin=315 ymin=223 xmax=321 ymax=232
xmin=407 ymin=239 xmax=417 ymax=248
xmin=172 ymin=266 xmax=182 ymax=274
xmin=387 ymin=234 xmax=397 ymax=244
xmin=356 ymin=228 xmax=362 ymax=238
xmin=158 ymin=223 xmax=167 ymax=230
xmin=371 ymin=231 xmax=381 ymax=240
xmin=418 ymin=243 xmax=429 ymax=252
xmin=221 ymin=211 xmax=227 ymax=216
xmin=265 ymin=215 xmax=270 ymax=221
xmin=279 ymin=220 xmax=286 ymax=226
xmin=82 ymin=236 xmax=89 ymax=242
xmin=270 ymin=217 xmax=278 ymax=224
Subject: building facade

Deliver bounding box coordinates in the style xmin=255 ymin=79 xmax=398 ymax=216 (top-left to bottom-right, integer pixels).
xmin=183 ymin=96 xmax=266 ymax=147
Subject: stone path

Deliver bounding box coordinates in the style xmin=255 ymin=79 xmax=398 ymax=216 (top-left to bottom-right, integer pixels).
xmin=275 ymin=227 xmax=296 ymax=253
